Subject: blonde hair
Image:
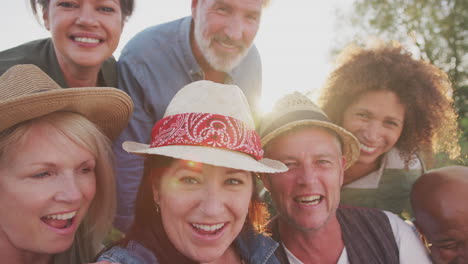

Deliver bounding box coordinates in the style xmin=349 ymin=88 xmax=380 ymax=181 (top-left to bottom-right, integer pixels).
xmin=0 ymin=111 xmax=116 ymax=264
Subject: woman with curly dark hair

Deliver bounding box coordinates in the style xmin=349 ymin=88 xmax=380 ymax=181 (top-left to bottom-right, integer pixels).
xmin=319 ymin=42 xmax=460 ymax=218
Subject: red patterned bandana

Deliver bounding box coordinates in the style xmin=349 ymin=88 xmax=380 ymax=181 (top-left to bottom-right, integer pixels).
xmin=150 ymin=113 xmax=264 ymax=160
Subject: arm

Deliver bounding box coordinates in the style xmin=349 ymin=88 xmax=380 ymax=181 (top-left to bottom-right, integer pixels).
xmin=113 ymin=56 xmax=156 ymax=232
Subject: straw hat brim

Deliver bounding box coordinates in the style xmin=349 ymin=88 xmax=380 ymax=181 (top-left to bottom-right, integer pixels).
xmin=261 ymin=120 xmax=360 ymax=170
xmin=0 ymin=87 xmax=133 ymax=140
xmin=123 ymin=141 xmax=287 ymax=173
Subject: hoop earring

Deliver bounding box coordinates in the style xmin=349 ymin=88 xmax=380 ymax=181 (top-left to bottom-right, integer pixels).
xmin=155 ymin=202 xmax=160 ymax=214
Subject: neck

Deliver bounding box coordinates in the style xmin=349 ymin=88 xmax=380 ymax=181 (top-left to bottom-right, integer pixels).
xmin=55 ymin=53 xmax=101 ymax=87
xmin=189 ymin=21 xmax=227 ymax=84
xmin=278 ymin=216 xmax=344 ymax=264
xmin=343 ymin=158 xmax=381 ymax=185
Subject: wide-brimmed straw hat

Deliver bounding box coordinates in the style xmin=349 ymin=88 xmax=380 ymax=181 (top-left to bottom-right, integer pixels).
xmin=123 ymin=80 xmax=287 ymax=173
xmin=259 ymin=92 xmax=360 ymax=169
xmin=0 ymin=64 xmax=133 ymax=140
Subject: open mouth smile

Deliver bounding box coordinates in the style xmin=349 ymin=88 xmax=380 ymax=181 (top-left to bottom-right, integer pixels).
xmin=41 ymin=211 xmax=77 ymax=229
xmin=191 ymin=222 xmax=226 ymax=235
xmin=294 ymin=195 xmax=323 ymax=206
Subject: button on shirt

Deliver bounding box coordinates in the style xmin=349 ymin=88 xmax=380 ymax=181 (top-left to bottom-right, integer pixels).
xmin=113 ymin=16 xmax=262 ymax=231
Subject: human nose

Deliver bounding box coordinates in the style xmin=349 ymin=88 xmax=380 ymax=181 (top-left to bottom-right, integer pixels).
xmin=198 ymin=183 xmax=225 ymax=216
xmin=224 ymin=15 xmax=244 ymax=42
xmin=362 ymin=121 xmax=382 ymax=142
xmin=55 ymin=173 xmax=83 ymax=203
xmin=75 ymin=4 xmax=98 ymax=27
xmin=297 ymin=163 xmax=318 ymax=185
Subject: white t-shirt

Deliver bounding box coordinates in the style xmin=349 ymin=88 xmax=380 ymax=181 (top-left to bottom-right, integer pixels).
xmin=283 ymin=211 xmax=431 ymax=264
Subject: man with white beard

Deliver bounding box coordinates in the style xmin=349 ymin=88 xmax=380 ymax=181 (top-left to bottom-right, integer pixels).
xmin=113 ymin=0 xmax=267 ymax=232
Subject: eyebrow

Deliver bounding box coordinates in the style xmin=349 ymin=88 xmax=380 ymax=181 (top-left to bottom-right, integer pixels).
xmin=178 ymin=160 xmax=203 ymax=172
xmin=357 ymin=108 xmax=403 ymax=123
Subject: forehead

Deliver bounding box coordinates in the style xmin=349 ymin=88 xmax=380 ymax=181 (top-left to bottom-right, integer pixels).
xmin=417 ymin=182 xmax=468 ymax=232
xmin=203 ymin=0 xmax=263 ymax=11
xmin=349 ymin=90 xmax=404 ymax=111
xmin=265 ymin=126 xmax=342 ymax=158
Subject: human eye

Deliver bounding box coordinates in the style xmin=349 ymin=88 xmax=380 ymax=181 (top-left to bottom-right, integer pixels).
xmin=283 ymin=160 xmax=298 ymax=168
xmin=356 ymin=111 xmax=369 ymax=119
xmin=98 ymin=6 xmax=115 ymax=13
xmin=80 ymin=165 xmax=95 ymax=174
xmin=31 ymin=171 xmax=52 ymax=179
xmin=437 ymin=242 xmax=459 ymax=250
xmin=180 ymin=176 xmax=200 ymax=184
xmin=214 ymin=4 xmax=229 ymax=14
xmin=57 ymin=1 xmax=78 ymax=8
xmin=225 ymin=178 xmax=243 ymax=185
xmin=318 ymin=159 xmax=331 ymax=165
xmin=246 ymin=13 xmax=259 ymax=21
xmin=384 ymin=120 xmax=400 ymax=128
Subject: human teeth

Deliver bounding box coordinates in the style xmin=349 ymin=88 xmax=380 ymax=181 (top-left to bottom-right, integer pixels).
xmin=192 ymin=223 xmax=224 ymax=232
xmin=296 ymin=195 xmax=321 ymax=205
xmin=219 ymin=41 xmax=236 ymax=48
xmin=44 ymin=211 xmax=76 ymax=220
xmin=360 ymin=143 xmax=377 ymax=152
xmin=74 ymin=37 xmax=99 ymax=44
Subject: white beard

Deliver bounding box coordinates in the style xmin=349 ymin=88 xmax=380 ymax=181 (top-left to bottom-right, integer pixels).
xmin=193 ymin=16 xmax=251 ymax=72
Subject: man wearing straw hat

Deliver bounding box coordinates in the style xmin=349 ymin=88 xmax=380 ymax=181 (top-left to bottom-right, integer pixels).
xmin=114 ymin=0 xmax=269 ymax=231
xmin=259 ymin=92 xmax=430 ymax=263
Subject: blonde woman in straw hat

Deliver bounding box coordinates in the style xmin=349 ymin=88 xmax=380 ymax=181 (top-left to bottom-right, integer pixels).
xmin=0 ymin=64 xmax=133 ymax=264
xmin=98 ymin=81 xmax=287 ymax=264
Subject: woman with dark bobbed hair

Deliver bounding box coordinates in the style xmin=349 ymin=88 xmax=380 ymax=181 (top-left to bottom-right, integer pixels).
xmin=319 ymin=42 xmax=460 ymax=218
xmin=0 ymin=0 xmax=134 ymax=88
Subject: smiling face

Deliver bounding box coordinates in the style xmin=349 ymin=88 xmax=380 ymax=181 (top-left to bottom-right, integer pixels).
xmin=342 ymin=90 xmax=405 ymax=169
xmin=413 ymin=169 xmax=468 ymax=264
xmin=153 ymin=159 xmax=253 ymax=262
xmin=192 ymin=0 xmax=262 ymax=72
xmin=43 ymin=0 xmax=123 ymax=71
xmin=262 ymin=127 xmax=346 ymax=232
xmin=0 ymin=122 xmax=96 ymax=257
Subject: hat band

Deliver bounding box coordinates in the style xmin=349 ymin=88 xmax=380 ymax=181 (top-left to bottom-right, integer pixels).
xmin=262 ymin=110 xmax=330 ymax=136
xmin=150 ymin=113 xmax=264 ymax=160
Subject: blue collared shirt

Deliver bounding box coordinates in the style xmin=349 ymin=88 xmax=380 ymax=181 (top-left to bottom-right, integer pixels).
xmin=113 ymin=16 xmax=262 ymax=231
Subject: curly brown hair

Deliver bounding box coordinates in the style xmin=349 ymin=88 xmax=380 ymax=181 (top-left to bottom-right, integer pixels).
xmin=319 ymin=42 xmax=460 ymax=165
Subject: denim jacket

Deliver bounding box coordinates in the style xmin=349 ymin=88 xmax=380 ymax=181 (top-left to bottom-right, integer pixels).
xmin=98 ymin=228 xmax=280 ymax=264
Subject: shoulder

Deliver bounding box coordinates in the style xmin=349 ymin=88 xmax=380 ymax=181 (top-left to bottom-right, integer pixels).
xmin=381 ymin=211 xmax=432 ymax=263
xmin=235 ymin=44 xmax=261 ymax=70
xmin=97 ymin=241 xmax=158 ymax=264
xmin=236 ymin=228 xmax=279 ymax=264
xmin=120 ymin=17 xmax=189 ymax=58
xmin=385 ymin=148 xmax=423 ymax=171
xmin=0 ymin=38 xmax=53 ymax=74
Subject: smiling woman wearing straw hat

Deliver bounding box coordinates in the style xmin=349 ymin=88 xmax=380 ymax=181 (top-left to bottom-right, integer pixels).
xmin=97 ymin=81 xmax=287 ymax=264
xmin=0 ymin=64 xmax=133 ymax=264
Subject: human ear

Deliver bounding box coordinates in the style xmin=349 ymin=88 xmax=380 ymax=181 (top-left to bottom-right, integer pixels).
xmin=191 ymin=0 xmax=199 ymax=17
xmin=260 ymin=173 xmax=271 ymax=191
xmin=42 ymin=7 xmax=50 ymax=30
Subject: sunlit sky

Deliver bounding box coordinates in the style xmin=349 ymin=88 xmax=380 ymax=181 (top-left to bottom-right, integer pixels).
xmin=1 ymin=0 xmax=354 ymax=113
